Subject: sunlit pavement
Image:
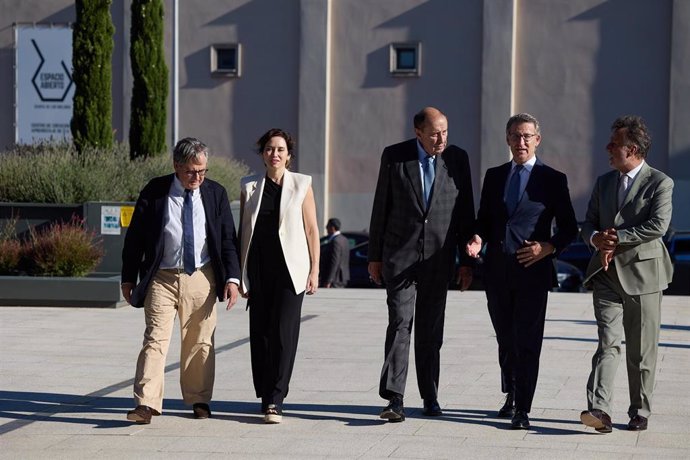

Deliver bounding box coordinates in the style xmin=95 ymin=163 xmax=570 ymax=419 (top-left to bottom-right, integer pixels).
xmin=1 ymin=289 xmax=689 ymax=458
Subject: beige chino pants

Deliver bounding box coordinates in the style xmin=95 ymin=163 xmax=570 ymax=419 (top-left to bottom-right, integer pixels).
xmin=133 ymin=264 xmax=217 ymax=414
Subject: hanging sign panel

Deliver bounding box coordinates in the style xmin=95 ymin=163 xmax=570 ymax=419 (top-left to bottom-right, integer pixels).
xmin=15 ymin=25 xmax=74 ymax=144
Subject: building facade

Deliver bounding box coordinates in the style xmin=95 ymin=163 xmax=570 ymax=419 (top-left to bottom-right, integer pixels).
xmin=1 ymin=0 xmax=689 ymax=231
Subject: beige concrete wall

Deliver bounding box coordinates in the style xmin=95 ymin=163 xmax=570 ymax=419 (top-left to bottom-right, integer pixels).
xmin=1 ymin=0 xmax=688 ymax=231
xmin=327 ymin=0 xmax=483 ymax=232
xmin=174 ymin=0 xmax=300 ymax=177
xmin=514 ymin=0 xmax=672 ymax=220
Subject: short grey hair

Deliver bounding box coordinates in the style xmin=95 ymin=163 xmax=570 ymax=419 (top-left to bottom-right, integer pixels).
xmin=173 ymin=137 xmax=208 ymax=164
xmin=506 ymin=113 xmax=541 ymax=135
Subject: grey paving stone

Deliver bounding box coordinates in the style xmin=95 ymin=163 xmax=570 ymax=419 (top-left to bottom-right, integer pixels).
xmin=1 ymin=290 xmax=688 ymax=458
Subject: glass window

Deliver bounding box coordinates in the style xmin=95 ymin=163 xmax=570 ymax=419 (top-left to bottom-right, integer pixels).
xmin=210 ymin=44 xmax=241 ymax=77
xmin=389 ymin=43 xmax=421 ymax=76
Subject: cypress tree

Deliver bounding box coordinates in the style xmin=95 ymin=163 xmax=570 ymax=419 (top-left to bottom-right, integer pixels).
xmin=71 ymin=0 xmax=115 ymax=153
xmin=129 ymin=0 xmax=168 ymax=159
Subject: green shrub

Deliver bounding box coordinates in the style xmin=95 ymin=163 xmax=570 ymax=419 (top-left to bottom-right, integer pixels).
xmin=72 ymin=0 xmax=115 ymax=153
xmin=24 ymin=216 xmax=104 ymax=277
xmin=0 ymin=240 xmax=22 ymax=275
xmin=0 ymin=215 xmax=21 ymax=274
xmin=0 ymin=142 xmax=249 ymax=202
xmin=130 ymin=0 xmax=168 ymax=158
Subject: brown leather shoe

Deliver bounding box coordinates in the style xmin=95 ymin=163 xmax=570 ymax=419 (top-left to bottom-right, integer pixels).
xmin=580 ymin=409 xmax=612 ymax=433
xmin=193 ymin=403 xmax=211 ymax=419
xmin=127 ymin=405 xmax=153 ymax=424
xmin=627 ymin=414 xmax=648 ymax=431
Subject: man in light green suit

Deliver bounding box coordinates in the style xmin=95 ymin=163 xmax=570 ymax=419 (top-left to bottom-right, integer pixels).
xmin=579 ymin=115 xmax=674 ymax=434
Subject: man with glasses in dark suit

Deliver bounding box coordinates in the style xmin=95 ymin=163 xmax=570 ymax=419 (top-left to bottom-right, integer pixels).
xmin=466 ymin=113 xmax=577 ymax=430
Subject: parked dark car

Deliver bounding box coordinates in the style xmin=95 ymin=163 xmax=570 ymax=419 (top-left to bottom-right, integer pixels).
xmin=664 ymin=230 xmax=690 ymax=295
xmin=319 ymin=231 xmax=369 ymax=249
xmin=343 ymin=237 xmax=585 ymax=292
xmin=554 ymin=259 xmax=586 ymax=292
xmin=557 ymin=239 xmax=592 ymax=274
xmin=559 ymin=225 xmax=689 ymax=295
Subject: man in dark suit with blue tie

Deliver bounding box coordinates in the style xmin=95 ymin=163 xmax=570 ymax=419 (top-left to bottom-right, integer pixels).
xmin=121 ymin=137 xmax=241 ymax=424
xmin=368 ymin=107 xmax=476 ymax=422
xmin=466 ymin=113 xmax=577 ymax=429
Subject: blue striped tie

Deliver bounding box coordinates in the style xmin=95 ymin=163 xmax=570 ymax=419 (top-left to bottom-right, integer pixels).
xmin=423 ymin=155 xmax=435 ymax=208
xmin=183 ymin=189 xmax=195 ymax=275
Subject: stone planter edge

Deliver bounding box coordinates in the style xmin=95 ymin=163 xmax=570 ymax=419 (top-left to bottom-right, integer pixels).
xmin=0 ymin=275 xmax=125 ymax=308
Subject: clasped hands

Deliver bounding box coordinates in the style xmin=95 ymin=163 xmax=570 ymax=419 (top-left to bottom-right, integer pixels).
xmin=466 ymin=235 xmax=554 ymax=267
xmin=592 ymin=228 xmax=618 ymax=271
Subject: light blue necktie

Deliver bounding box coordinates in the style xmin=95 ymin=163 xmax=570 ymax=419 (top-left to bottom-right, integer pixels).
xmin=423 ymin=155 xmax=435 ymax=208
xmin=183 ymin=189 xmax=195 ymax=275
xmin=506 ymin=164 xmax=523 ymax=215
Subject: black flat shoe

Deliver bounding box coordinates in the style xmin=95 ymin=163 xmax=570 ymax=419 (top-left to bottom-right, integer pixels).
xmin=264 ymin=404 xmax=282 ymax=424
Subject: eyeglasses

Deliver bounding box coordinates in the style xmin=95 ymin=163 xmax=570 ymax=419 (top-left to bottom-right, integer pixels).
xmin=508 ymin=133 xmax=538 ymax=143
xmin=184 ymin=169 xmax=208 ymax=178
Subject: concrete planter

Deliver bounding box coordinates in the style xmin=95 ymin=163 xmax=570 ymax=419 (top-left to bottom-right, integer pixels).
xmin=0 ymin=275 xmax=124 ymax=308
xmin=0 ymin=201 xmax=134 ymax=276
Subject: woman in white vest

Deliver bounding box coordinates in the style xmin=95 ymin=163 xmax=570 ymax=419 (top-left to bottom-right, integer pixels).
xmin=238 ymin=128 xmax=320 ymax=424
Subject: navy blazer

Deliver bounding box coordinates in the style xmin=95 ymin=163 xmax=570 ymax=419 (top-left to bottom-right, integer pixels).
xmin=121 ymin=174 xmax=241 ymax=308
xmin=476 ymin=159 xmax=577 ymax=291
xmin=368 ymin=138 xmax=475 ymax=282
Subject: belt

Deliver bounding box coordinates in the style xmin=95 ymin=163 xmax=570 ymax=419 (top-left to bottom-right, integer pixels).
xmin=160 ymin=263 xmax=208 ymax=274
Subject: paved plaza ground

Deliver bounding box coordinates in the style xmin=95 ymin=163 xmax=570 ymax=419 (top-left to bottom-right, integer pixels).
xmin=1 ymin=289 xmax=689 ymax=459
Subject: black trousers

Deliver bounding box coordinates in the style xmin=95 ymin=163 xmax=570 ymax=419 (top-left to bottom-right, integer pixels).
xmin=485 ymin=286 xmax=548 ymax=413
xmin=379 ymin=268 xmax=449 ymax=402
xmin=248 ymin=282 xmax=304 ymax=407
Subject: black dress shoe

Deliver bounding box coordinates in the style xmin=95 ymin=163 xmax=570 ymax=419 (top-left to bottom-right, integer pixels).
xmin=380 ymin=396 xmax=405 ymax=422
xmin=126 ymin=405 xmax=153 ymax=424
xmin=498 ymin=393 xmax=515 ymax=418
xmin=193 ymin=403 xmax=211 ymax=419
xmin=511 ymin=410 xmax=530 ymax=429
xmin=580 ymin=409 xmax=612 ymax=433
xmin=627 ymin=414 xmax=648 ymax=431
xmin=423 ymin=399 xmax=442 ymax=416
xmin=497 ymin=393 xmax=515 ymax=418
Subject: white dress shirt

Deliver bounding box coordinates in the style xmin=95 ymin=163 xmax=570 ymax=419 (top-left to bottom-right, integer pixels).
xmin=160 ymin=176 xmax=210 ymax=270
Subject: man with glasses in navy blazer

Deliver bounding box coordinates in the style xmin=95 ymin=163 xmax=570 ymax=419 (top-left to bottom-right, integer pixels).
xmin=121 ymin=137 xmax=240 ymax=424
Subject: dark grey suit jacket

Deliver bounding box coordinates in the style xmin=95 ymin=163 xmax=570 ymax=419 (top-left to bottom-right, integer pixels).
xmin=368 ymin=139 xmax=475 ymax=282
xmin=320 ymin=233 xmax=350 ymax=287
xmin=121 ymin=174 xmax=241 ymax=308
